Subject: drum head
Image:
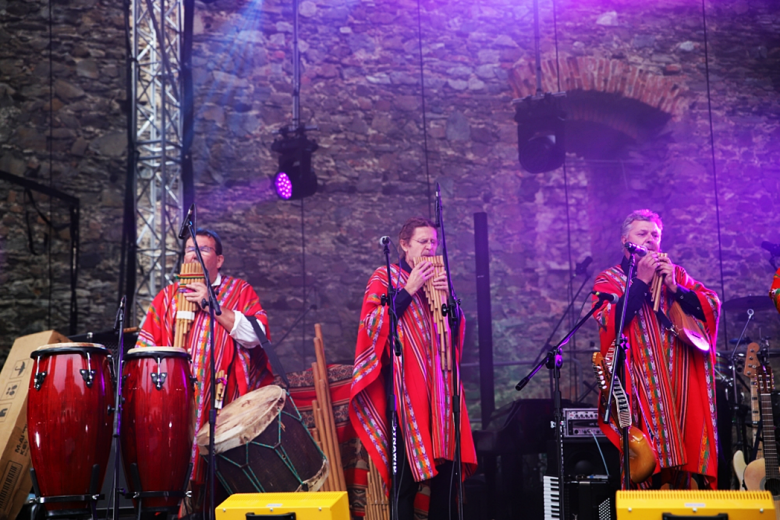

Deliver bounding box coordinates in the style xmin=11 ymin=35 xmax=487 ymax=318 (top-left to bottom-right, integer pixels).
xmin=125 ymin=346 xmax=190 ymax=360
xmin=196 ymin=385 xmax=287 ymax=455
xmin=32 ymin=342 xmax=108 ymax=358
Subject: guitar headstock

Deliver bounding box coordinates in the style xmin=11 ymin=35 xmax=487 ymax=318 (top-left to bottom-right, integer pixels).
xmin=592 ymin=352 xmax=608 ymax=391
xmin=758 ymin=365 xmax=774 ymax=394
xmin=743 ymin=342 xmax=760 ymax=378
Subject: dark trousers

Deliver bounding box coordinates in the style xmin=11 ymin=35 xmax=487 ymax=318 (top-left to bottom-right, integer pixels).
xmin=394 ymin=436 xmax=457 ymax=520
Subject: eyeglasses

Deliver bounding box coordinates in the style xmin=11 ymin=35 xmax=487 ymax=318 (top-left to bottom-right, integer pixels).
xmin=414 ymin=239 xmax=438 ymax=247
xmin=185 ymin=246 xmax=216 ymax=255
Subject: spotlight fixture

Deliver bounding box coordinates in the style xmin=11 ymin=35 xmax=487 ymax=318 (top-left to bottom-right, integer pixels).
xmin=271 ymin=130 xmax=319 ymax=200
xmin=514 ymin=92 xmax=567 ymax=174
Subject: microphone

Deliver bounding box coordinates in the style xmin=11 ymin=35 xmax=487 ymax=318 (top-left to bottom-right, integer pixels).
xmin=624 ymin=242 xmax=647 ymax=257
xmin=114 ymin=295 xmax=126 ymax=332
xmin=575 ymin=256 xmax=593 ymax=276
xmin=761 ymin=241 xmax=780 ymax=257
xmin=178 ymin=204 xmax=195 ymax=240
xmin=592 ymin=290 xmax=619 ymax=303
xmin=379 ymin=236 xmax=391 ymax=246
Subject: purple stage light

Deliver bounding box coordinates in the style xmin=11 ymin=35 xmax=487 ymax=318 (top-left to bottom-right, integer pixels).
xmin=274 ymin=171 xmax=293 ymax=200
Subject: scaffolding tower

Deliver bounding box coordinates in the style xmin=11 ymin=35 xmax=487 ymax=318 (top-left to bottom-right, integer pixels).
xmin=129 ymin=0 xmax=185 ymax=326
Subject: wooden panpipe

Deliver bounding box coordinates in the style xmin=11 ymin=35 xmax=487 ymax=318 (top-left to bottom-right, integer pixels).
xmin=650 ymin=252 xmax=668 ymax=312
xmin=311 ymin=323 xmax=346 ymax=492
xmin=175 ymin=262 xmax=204 ymax=348
xmin=365 ymin=457 xmax=389 ymax=520
xmin=412 ymin=255 xmax=451 ymax=371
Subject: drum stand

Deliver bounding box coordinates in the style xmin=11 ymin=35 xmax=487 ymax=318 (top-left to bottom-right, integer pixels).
xmin=30 ymin=466 xmax=104 ymax=520
xmin=124 ymin=463 xmax=192 ymax=520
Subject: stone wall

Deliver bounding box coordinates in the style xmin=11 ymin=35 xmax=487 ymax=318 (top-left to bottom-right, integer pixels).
xmin=2 ymin=0 xmax=779 ymax=427
xmin=0 ymin=0 xmax=128 ymax=363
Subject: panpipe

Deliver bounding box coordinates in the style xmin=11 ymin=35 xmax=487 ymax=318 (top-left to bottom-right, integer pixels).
xmin=175 ymin=262 xmax=204 ymax=348
xmin=412 ymin=256 xmax=451 ymax=371
xmin=311 ymin=323 xmax=346 ymax=492
xmin=650 ymin=252 xmax=668 ymax=312
xmin=365 ymin=457 xmax=389 ymax=520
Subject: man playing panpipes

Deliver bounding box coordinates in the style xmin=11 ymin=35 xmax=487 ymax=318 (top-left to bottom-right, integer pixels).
xmin=349 ymin=217 xmax=477 ymax=520
xmin=592 ymin=209 xmax=721 ymax=489
xmin=136 ymin=228 xmax=273 ymax=499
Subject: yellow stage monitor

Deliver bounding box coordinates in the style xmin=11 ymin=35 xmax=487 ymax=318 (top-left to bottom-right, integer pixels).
xmin=616 ymin=490 xmax=774 ymax=519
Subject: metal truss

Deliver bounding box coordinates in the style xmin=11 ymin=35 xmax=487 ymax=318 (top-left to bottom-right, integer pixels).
xmin=130 ymin=0 xmax=184 ymax=326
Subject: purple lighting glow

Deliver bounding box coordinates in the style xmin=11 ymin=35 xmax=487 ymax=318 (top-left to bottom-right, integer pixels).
xmin=274 ymin=171 xmax=293 ymax=199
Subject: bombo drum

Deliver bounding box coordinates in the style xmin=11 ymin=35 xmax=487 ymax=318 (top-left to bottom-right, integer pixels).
xmin=28 ymin=343 xmax=114 ymax=512
xmin=196 ymin=385 xmax=328 ymax=494
xmin=121 ymin=347 xmax=195 ymax=510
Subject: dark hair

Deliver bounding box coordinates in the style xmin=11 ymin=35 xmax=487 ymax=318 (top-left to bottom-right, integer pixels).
xmin=398 ymin=216 xmax=436 ymax=260
xmin=193 ymin=228 xmax=223 ymax=255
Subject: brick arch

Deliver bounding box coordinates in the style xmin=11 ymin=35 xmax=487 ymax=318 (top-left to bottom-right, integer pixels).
xmin=509 ymin=56 xmax=690 ymax=119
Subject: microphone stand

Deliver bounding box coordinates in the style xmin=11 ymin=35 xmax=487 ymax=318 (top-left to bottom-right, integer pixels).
xmin=182 ymin=217 xmax=222 ymax=520
xmin=110 ymin=296 xmax=126 ymax=520
xmin=603 ymin=253 xmax=637 ymax=491
xmin=379 ymin=238 xmax=402 ymax=520
xmin=435 ymin=185 xmax=465 ymax=520
xmin=531 ymin=271 xmax=592 ymax=368
xmin=515 ymin=295 xmax=612 ymax=520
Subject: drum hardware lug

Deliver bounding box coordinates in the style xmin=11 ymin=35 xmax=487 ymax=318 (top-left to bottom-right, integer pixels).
xmin=107 ymin=405 xmax=115 ymax=415
xmin=33 ymin=372 xmax=47 ymax=391
xmin=80 ymin=369 xmax=96 ymax=387
xmin=151 ymin=372 xmax=167 ymax=390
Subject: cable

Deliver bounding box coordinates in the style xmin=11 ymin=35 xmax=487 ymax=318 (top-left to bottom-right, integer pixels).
xmin=416 ymin=0 xmax=432 ymax=221
xmin=301 ymin=198 xmax=307 ymax=370
xmin=47 ymin=0 xmax=54 ymax=329
xmin=701 ymin=0 xmax=728 ymax=347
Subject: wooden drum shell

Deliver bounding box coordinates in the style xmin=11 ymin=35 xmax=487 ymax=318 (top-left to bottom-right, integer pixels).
xmin=121 ymin=347 xmax=195 ymax=510
xmin=27 ymin=343 xmax=114 ymax=511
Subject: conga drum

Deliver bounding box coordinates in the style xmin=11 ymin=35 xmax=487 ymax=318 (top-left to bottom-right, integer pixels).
xmin=196 ymin=385 xmax=328 ymax=494
xmin=121 ymin=347 xmax=195 ymax=510
xmin=28 ymin=343 xmax=114 ymax=512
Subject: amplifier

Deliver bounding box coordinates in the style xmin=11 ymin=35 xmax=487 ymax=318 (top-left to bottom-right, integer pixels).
xmin=616 ymin=490 xmax=774 ymax=519
xmin=563 ymin=408 xmax=604 ymax=438
xmin=216 ymin=492 xmax=349 ymax=520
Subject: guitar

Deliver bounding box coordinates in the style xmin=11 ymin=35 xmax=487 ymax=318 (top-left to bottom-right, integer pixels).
xmin=733 ymin=342 xmax=762 ymax=488
xmin=591 ymin=352 xmax=655 ymax=484
xmin=743 ymin=366 xmax=780 ymax=519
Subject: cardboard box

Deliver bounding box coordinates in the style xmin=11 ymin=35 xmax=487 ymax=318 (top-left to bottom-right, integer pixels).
xmin=0 ymin=330 xmax=69 ymax=520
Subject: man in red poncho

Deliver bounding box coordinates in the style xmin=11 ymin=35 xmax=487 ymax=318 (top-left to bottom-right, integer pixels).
xmin=136 ymin=228 xmax=273 ymax=495
xmin=349 ymin=217 xmax=477 ymax=520
xmin=592 ymin=209 xmax=721 ymax=489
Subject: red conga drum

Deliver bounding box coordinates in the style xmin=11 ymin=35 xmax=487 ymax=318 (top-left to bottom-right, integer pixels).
xmin=28 ymin=343 xmax=114 ymax=512
xmin=121 ymin=347 xmax=195 ymax=510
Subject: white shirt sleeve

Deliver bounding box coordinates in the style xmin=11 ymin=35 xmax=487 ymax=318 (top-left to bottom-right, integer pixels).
xmin=229 ymin=310 xmax=266 ymax=349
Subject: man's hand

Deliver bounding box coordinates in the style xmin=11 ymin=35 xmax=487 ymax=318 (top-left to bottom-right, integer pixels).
xmin=656 ymin=254 xmax=678 ymax=294
xmin=432 ymin=271 xmax=448 ymax=292
xmin=183 ymin=281 xmax=209 ymax=310
xmin=404 ymin=261 xmax=434 ymax=296
xmin=636 ymin=254 xmax=658 ymax=284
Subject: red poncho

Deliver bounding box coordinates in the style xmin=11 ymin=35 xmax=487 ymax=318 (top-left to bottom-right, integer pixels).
xmin=349 ymin=265 xmax=477 ymax=493
xmin=771 ymin=266 xmax=780 ymax=314
xmin=136 ymin=274 xmax=273 ymax=483
xmin=592 ymin=263 xmax=721 ymax=487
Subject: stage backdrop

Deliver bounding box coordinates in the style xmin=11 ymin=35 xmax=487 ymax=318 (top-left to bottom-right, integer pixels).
xmin=0 ymin=0 xmax=779 ymax=424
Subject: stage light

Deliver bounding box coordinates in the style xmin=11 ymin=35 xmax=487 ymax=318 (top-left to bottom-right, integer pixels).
xmin=514 ymin=92 xmax=567 ymax=174
xmin=271 ymin=132 xmax=319 ymax=200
